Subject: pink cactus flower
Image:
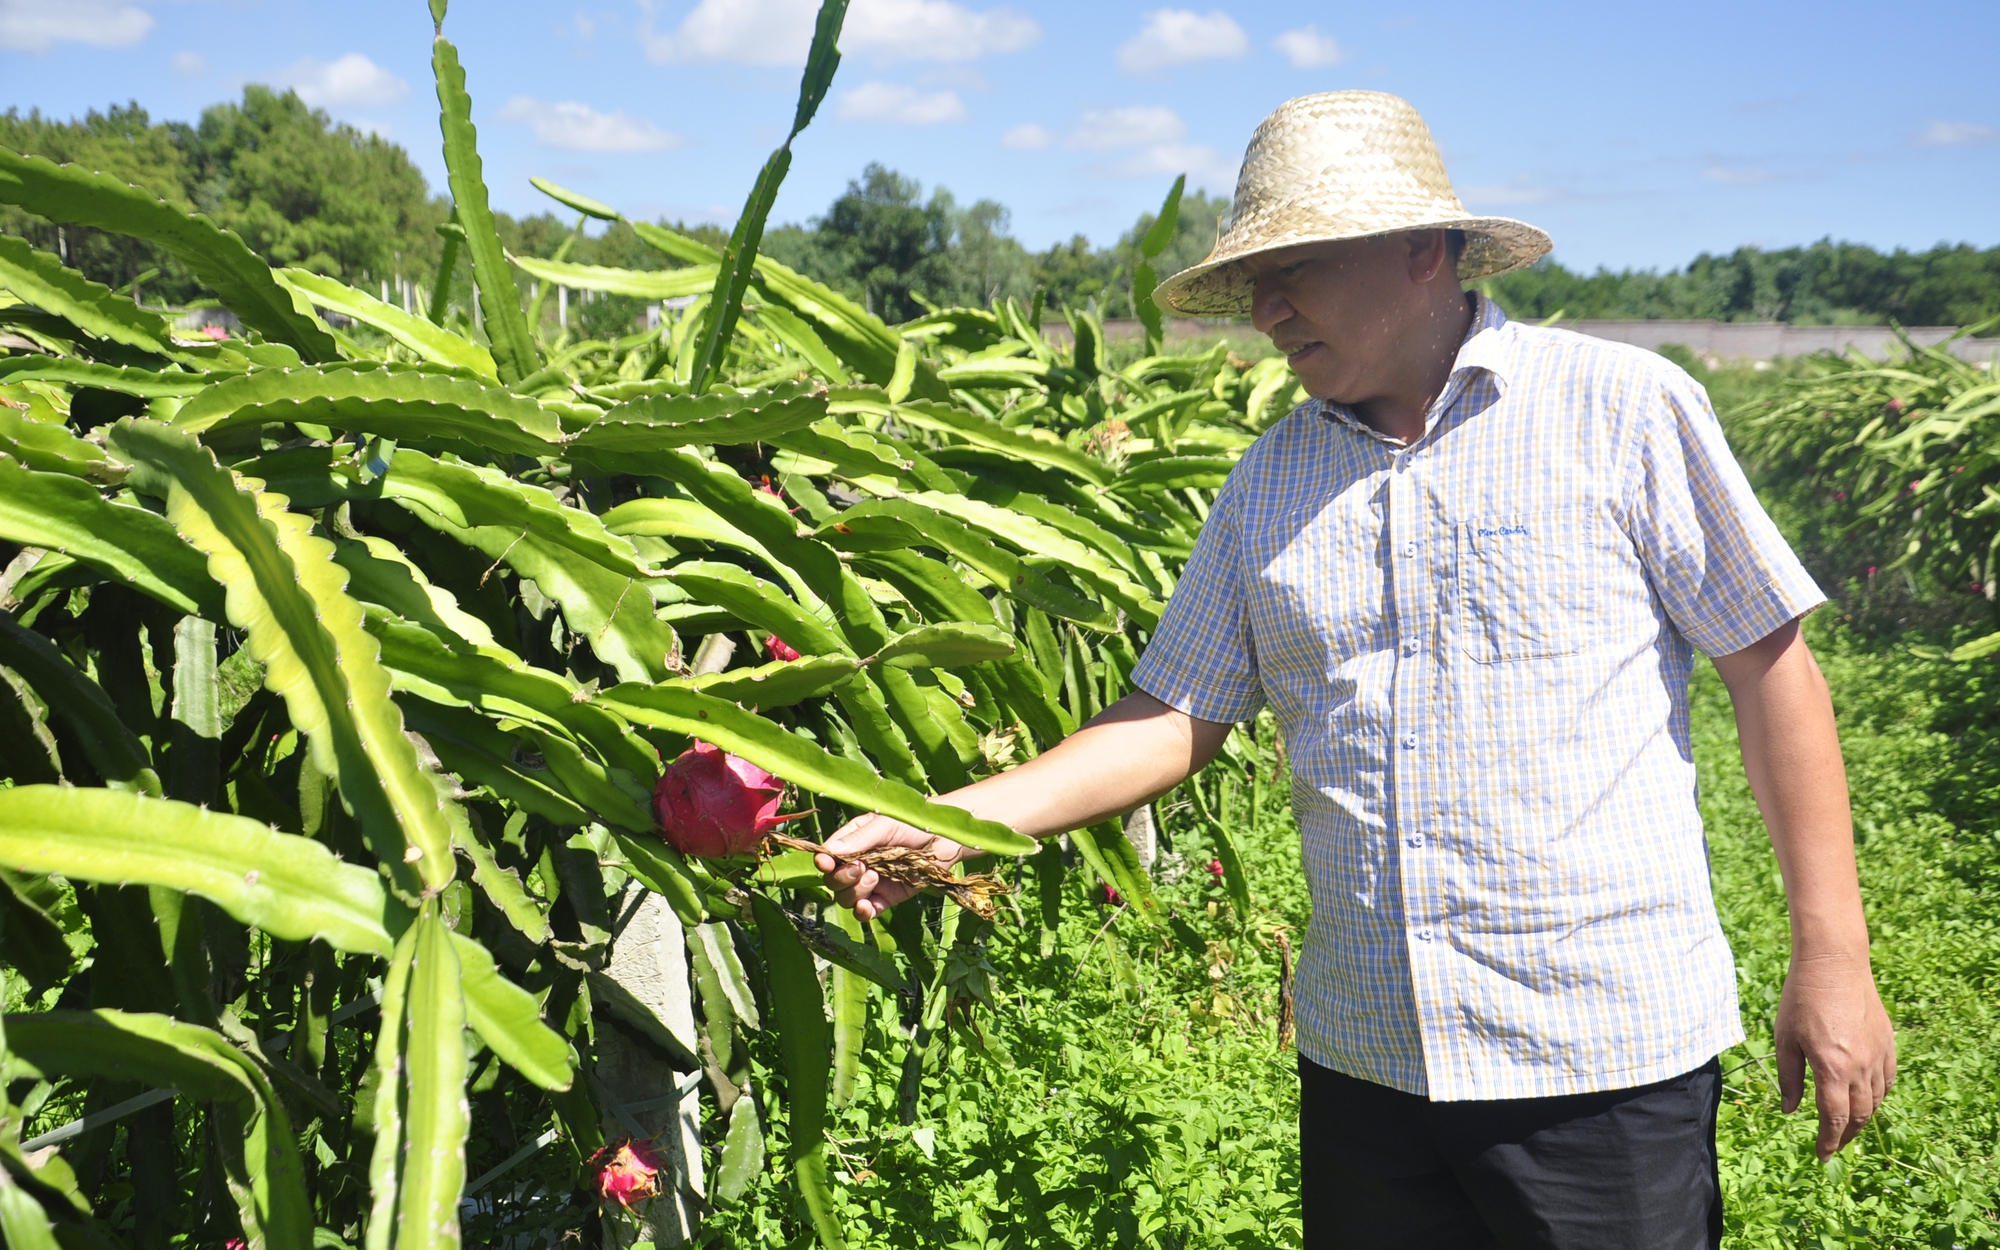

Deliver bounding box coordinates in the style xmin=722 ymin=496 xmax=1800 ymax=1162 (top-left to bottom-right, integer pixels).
xmin=765 ymin=634 xmax=802 ymax=662
xmin=653 ymin=741 xmax=809 ymax=858
xmin=225 ymin=1240 xmax=247 ymax=1250
xmin=592 ymin=1137 xmax=665 ymax=1210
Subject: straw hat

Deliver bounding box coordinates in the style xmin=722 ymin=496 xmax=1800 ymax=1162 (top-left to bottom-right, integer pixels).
xmin=1153 ymin=91 xmax=1552 ymax=316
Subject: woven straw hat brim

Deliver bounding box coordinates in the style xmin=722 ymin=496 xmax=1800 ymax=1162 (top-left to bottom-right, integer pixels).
xmin=1155 ymin=215 xmax=1552 ymax=316
xmin=1150 ymin=90 xmax=1553 ymax=317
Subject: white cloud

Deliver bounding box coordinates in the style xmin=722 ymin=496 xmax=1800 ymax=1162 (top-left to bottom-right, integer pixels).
xmin=171 ymin=50 xmax=206 ymax=76
xmin=846 ymin=0 xmax=1038 ymax=62
xmin=496 ymin=96 xmax=685 ymax=152
xmin=1058 ymin=106 xmax=1234 ymax=191
xmin=278 ymin=53 xmax=411 ymax=109
xmin=1462 ymin=173 xmax=1559 ymax=206
xmin=1110 ymin=141 xmax=1238 ymax=192
xmin=835 ymin=81 xmax=967 ymax=125
xmin=1917 ymin=119 xmax=1999 ymax=146
xmin=1116 ymin=9 xmax=1247 ymax=73
xmin=641 ymin=0 xmax=807 ymax=65
xmin=1273 ymin=24 xmax=1344 ymax=68
xmin=1066 ymin=105 xmax=1186 ymax=151
xmin=642 ymin=0 xmax=1037 ymax=66
xmin=1000 ymin=122 xmax=1053 ymax=150
xmin=0 ymin=0 xmax=153 ymax=53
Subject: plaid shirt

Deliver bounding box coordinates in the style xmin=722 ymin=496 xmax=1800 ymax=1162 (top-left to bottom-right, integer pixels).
xmin=1132 ymin=295 xmax=1822 ymax=1100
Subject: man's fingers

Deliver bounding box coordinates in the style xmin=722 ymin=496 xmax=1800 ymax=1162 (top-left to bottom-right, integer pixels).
xmin=1815 ymin=1074 xmax=1850 ymax=1161
xmin=819 ymin=858 xmax=868 ymax=889
xmin=855 ymin=881 xmax=916 ymax=921
xmin=1775 ymin=1036 xmax=1806 ymax=1115
xmin=823 ymin=813 xmax=888 ymax=857
xmin=831 ymin=868 xmax=882 ymax=911
xmin=817 ymin=812 xmax=967 ymax=916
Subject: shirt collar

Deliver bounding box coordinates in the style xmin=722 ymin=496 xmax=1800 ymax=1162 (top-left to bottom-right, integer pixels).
xmin=1313 ymin=292 xmax=1513 ymax=443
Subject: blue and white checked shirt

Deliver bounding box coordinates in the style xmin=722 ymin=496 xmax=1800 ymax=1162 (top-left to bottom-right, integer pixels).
xmin=1132 ymin=294 xmax=1823 ymax=1101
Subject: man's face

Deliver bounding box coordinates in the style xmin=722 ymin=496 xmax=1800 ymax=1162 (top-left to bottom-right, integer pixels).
xmin=1244 ymin=232 xmax=1446 ymax=403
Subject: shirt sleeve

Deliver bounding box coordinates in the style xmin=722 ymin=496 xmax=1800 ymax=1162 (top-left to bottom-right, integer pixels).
xmin=1130 ymin=483 xmax=1266 ymax=723
xmin=1620 ymin=367 xmax=1825 ymax=657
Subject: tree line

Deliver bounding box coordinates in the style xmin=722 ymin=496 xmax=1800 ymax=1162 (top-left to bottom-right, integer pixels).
xmin=5 ymin=89 xmax=1995 ymax=332
xmin=1483 ymin=240 xmax=2000 ymax=328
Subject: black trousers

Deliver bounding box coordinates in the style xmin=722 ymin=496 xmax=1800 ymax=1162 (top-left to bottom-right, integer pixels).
xmin=1299 ymin=1055 xmax=1723 ymax=1250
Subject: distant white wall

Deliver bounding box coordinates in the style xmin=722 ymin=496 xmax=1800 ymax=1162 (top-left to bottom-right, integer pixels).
xmin=1050 ymin=317 xmax=2000 ymax=365
xmin=1558 ymin=320 xmax=1999 ymax=364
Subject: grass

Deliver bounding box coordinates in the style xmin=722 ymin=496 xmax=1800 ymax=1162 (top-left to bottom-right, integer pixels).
xmin=697 ymin=610 xmax=2000 ymax=1248
xmin=700 ymin=769 xmax=1310 ymax=1249
xmin=1703 ymin=621 xmax=2000 ymax=1248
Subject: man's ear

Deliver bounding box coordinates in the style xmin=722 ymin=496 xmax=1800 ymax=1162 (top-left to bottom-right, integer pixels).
xmin=1405 ymin=229 xmax=1451 ymax=284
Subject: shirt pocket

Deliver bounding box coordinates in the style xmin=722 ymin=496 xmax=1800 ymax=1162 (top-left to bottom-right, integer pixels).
xmin=1455 ymin=508 xmax=1596 ymax=663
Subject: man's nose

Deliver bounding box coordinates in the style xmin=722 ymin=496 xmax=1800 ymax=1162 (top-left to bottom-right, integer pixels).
xmin=1249 ymin=277 xmax=1291 ymax=335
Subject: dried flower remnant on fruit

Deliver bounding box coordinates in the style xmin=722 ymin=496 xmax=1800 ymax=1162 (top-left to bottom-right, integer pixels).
xmin=766 ymin=830 xmax=1011 ymax=922
xmin=765 ymin=633 xmax=802 ymax=662
xmin=592 ymin=1137 xmax=666 ymax=1209
xmin=653 ymin=741 xmax=810 ymax=858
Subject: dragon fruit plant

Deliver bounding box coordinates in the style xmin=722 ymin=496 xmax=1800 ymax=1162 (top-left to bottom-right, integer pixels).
xmin=0 ymin=0 xmax=1278 ymax=1244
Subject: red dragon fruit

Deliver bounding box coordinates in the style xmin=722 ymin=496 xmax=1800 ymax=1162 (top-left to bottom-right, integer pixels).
xmin=653 ymin=741 xmax=809 ymax=858
xmin=764 ymin=633 xmax=802 ymax=662
xmin=592 ymin=1137 xmax=665 ymax=1210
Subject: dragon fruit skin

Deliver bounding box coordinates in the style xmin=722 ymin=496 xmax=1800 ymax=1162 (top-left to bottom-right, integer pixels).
xmin=765 ymin=633 xmax=802 ymax=662
xmin=653 ymin=741 xmax=795 ymax=858
xmin=593 ymin=1137 xmax=665 ymax=1209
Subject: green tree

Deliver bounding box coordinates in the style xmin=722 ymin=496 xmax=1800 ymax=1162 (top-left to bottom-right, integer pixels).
xmin=1 ymin=90 xmax=450 ymax=308
xmin=947 ymin=197 xmax=1032 ymax=308
xmin=817 ymin=163 xmax=958 ymax=320
xmin=1485 ymin=239 xmax=2000 ymax=327
xmin=0 ymin=102 xmax=202 ymax=302
xmin=190 ymin=86 xmax=445 ymax=287
xmin=762 ymin=164 xmax=1033 ymax=321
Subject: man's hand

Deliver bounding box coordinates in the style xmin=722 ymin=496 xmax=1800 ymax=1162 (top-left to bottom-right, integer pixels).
xmin=815 ymin=691 xmax=1234 ymax=917
xmin=1776 ymin=950 xmax=1896 ymax=1160
xmin=814 ymin=814 xmax=972 ymax=921
xmin=1713 ymin=619 xmax=1895 ymax=1159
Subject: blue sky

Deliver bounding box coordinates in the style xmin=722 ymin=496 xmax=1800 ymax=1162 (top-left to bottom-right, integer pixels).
xmin=4 ymin=0 xmax=1997 ymax=272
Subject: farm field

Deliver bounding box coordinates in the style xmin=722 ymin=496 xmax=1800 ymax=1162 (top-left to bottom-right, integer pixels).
xmin=1 ymin=0 xmax=1996 ymax=1242
xmin=679 ymin=613 xmax=2000 ymax=1250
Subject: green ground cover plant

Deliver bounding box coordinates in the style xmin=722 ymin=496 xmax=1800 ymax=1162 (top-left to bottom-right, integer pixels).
xmin=674 ymin=621 xmax=2000 ymax=1249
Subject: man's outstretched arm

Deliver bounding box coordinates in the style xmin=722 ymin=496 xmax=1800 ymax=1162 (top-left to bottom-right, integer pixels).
xmin=816 ymin=690 xmax=1235 ymax=919
xmin=1711 ymin=619 xmax=1896 ymax=1160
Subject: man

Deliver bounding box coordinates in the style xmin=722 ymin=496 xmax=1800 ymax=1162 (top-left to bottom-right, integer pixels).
xmin=818 ymin=90 xmax=1894 ymax=1248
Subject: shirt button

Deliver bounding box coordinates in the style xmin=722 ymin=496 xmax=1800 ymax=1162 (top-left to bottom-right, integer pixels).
xmin=1406 ymin=834 xmax=1424 ymax=848
xmin=1401 ymin=733 xmax=1418 ymax=750
xmin=1402 ymin=638 xmax=1418 ymax=656
xmin=1416 ymin=928 xmax=1434 ymax=942
xmin=1402 ymin=540 xmax=1419 ymax=557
